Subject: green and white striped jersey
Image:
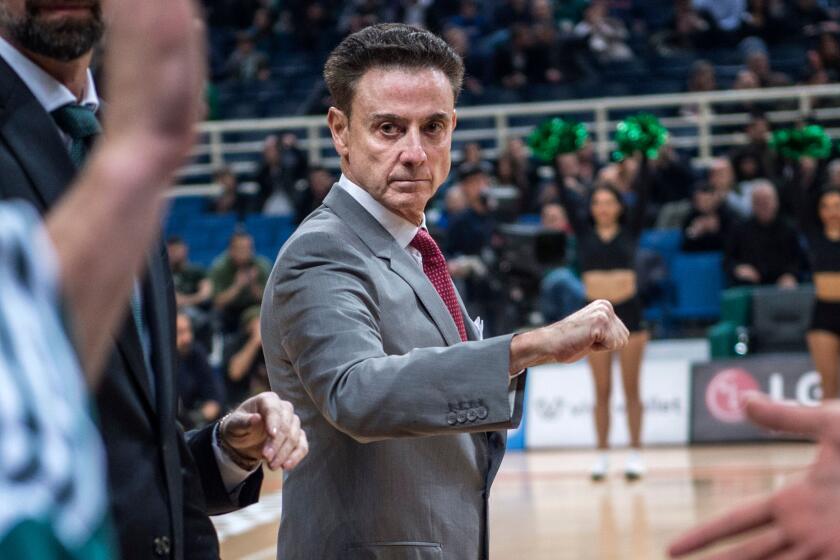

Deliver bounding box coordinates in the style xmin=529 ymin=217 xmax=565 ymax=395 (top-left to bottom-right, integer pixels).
xmin=0 ymin=202 xmax=113 ymax=560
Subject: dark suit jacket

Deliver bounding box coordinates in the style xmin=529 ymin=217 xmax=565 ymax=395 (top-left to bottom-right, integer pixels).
xmin=0 ymin=55 xmax=263 ymax=559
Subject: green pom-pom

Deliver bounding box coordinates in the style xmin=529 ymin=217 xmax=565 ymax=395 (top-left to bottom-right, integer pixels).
xmin=770 ymin=125 xmax=832 ymax=160
xmin=613 ymin=113 xmax=668 ymax=161
xmin=527 ymin=118 xmax=589 ymax=162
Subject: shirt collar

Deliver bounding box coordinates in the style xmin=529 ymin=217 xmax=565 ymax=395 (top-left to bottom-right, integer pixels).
xmin=0 ymin=36 xmax=99 ymax=113
xmin=337 ymin=174 xmax=426 ymax=249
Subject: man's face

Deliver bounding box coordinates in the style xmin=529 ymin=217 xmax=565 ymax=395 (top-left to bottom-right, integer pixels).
xmin=0 ymin=0 xmax=104 ymax=61
xmin=327 ymin=66 xmax=456 ymax=225
xmin=175 ymin=314 xmax=193 ymax=355
xmin=747 ymin=119 xmax=769 ymax=143
xmin=167 ymin=241 xmax=187 ymax=268
xmin=229 ymin=236 xmax=253 ymax=268
xmin=752 ymin=186 xmax=778 ymax=224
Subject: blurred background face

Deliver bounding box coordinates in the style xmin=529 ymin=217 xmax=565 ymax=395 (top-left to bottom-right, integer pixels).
xmin=747 ymin=118 xmax=770 ymax=143
xmin=590 ymin=188 xmax=622 ymax=227
xmin=541 ymin=203 xmax=568 ymax=231
xmin=693 ymin=188 xmax=719 ymax=214
xmin=0 ymin=0 xmax=104 ymax=60
xmin=175 ymin=314 xmax=193 ymax=354
xmin=557 ymin=154 xmax=580 ymax=178
xmin=229 ymin=235 xmax=254 ymax=267
xmin=819 ymin=192 xmax=840 ymax=229
xmin=752 ymin=185 xmax=778 ymax=224
xmin=167 ymin=240 xmax=187 ymax=268
xmin=709 ymin=160 xmax=735 ymax=193
xmin=460 ymin=171 xmax=489 ymax=206
xmin=329 ymin=66 xmax=456 ymax=224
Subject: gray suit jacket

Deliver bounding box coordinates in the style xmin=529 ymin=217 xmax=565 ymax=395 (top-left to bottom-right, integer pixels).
xmin=262 ymin=185 xmax=526 ymax=560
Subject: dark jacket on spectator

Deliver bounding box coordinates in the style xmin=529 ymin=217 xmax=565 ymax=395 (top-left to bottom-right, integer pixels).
xmin=724 ymin=217 xmax=803 ymax=285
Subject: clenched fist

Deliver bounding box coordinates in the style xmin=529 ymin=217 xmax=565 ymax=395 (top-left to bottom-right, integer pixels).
xmin=509 ymin=300 xmax=629 ymax=373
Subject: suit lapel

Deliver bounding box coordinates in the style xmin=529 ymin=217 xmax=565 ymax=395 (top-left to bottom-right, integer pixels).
xmin=114 ymin=314 xmax=156 ymax=414
xmin=324 ymin=186 xmax=462 ymax=347
xmin=0 ymin=57 xmax=76 ymax=210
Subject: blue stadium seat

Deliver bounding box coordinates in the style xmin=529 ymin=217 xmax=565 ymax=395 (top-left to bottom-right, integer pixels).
xmin=639 ymin=228 xmax=682 ymax=266
xmin=517 ymin=214 xmax=541 ymax=226
xmin=169 ymin=196 xmax=208 ymax=219
xmin=669 ymin=252 xmax=723 ymax=321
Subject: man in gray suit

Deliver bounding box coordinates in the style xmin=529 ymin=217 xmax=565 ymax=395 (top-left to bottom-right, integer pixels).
xmin=261 ymin=23 xmax=629 ymax=560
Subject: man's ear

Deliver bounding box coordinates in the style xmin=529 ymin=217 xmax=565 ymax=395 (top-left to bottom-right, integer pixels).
xmin=327 ymin=107 xmax=350 ymax=158
xmin=452 ymin=109 xmax=457 ymax=132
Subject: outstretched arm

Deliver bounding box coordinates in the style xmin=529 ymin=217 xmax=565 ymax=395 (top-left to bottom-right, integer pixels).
xmin=669 ymin=393 xmax=840 ymax=559
xmin=46 ymin=0 xmax=204 ymax=383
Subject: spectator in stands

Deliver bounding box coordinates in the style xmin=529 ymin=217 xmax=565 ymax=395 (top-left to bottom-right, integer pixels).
xmin=207 ymin=166 xmax=250 ymax=217
xmin=496 ymin=136 xmax=536 ymax=212
xmin=729 ymin=111 xmax=777 ymax=182
xmin=293 ymin=2 xmax=339 ymax=53
xmin=255 ymin=135 xmax=295 ymax=215
xmin=393 ymin=0 xmax=435 ymax=29
xmin=555 ymin=153 xmax=591 ymax=198
xmin=493 ymin=0 xmax=532 ymax=28
xmin=444 ymin=184 xmax=468 ymax=218
xmin=743 ymin=41 xmax=791 ymax=87
xmin=445 ymin=0 xmax=485 ymax=44
xmin=681 ymin=59 xmax=718 ymax=116
xmin=222 ymin=32 xmax=269 ymax=82
xmin=648 ymin=144 xmax=695 ymax=226
xmin=828 ymin=158 xmax=840 ymax=190
xmin=210 ymin=231 xmax=272 ymax=333
xmin=294 ymin=166 xmax=335 ymax=224
xmin=573 ymin=0 xmax=634 ymax=64
xmin=447 ymin=166 xmax=495 ymax=257
xmin=458 ymin=142 xmax=493 ymax=176
xmin=442 ymin=26 xmax=485 ymax=98
xmin=576 ymin=141 xmax=600 ymax=186
xmin=681 ymin=182 xmax=738 ymax=252
xmin=741 ymin=0 xmax=788 ymax=45
xmin=655 ymin=0 xmax=715 ymax=54
xmin=788 ymin=0 xmax=834 ymax=36
xmin=167 ymin=237 xmax=213 ymax=310
xmin=709 ymin=157 xmax=751 ymax=219
xmin=692 ymin=0 xmax=747 ymax=46
xmin=493 ymin=23 xmax=536 ymax=92
xmin=224 ymin=307 xmax=269 ymax=408
xmin=176 ymin=313 xmax=224 ymax=429
xmin=539 ymin=202 xmax=585 ymax=322
xmin=724 ymin=181 xmax=802 ymax=287
xmin=810 ymin=31 xmax=840 ymax=82
xmin=248 ymin=7 xmax=278 ymax=53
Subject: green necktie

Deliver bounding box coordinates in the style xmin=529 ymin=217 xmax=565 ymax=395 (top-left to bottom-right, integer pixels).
xmin=51 ymin=104 xmax=102 ymax=167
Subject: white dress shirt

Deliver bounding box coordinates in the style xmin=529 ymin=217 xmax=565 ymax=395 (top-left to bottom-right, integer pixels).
xmin=338 ymin=174 xmax=427 ymax=268
xmin=0 ymin=36 xmax=254 ymax=494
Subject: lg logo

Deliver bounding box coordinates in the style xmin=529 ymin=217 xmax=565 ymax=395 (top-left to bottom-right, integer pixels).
xmin=705 ymin=368 xmax=821 ymax=424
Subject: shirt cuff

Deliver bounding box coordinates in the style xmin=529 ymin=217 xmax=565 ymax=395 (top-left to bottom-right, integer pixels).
xmin=212 ymin=423 xmax=261 ymax=497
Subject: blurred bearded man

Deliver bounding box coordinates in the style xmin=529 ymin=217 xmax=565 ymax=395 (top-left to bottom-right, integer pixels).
xmin=0 ymin=1 xmax=308 ymax=559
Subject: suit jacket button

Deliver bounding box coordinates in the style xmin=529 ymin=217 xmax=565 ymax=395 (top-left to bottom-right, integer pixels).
xmin=154 ymin=536 xmax=171 ymax=557
xmin=446 ymin=412 xmax=457 ymax=425
xmin=467 ymin=409 xmax=478 ymax=422
xmin=477 ymin=406 xmax=488 ymax=419
xmin=456 ymin=411 xmax=467 ymax=424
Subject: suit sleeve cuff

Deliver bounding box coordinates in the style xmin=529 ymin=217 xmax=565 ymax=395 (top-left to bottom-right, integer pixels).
xmin=212 ymin=423 xmax=261 ymax=497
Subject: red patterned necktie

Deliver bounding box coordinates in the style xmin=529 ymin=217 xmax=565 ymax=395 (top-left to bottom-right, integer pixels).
xmin=410 ymin=229 xmax=468 ymax=342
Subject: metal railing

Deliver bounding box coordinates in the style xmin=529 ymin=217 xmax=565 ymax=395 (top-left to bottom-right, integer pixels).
xmin=178 ymin=84 xmax=840 ymax=195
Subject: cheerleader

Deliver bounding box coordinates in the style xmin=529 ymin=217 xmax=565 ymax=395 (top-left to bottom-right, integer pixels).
xmin=557 ymin=155 xmax=649 ymax=480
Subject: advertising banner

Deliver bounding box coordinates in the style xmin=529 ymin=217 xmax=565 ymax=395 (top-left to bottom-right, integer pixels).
xmin=525 ymin=359 xmax=690 ymax=448
xmin=690 ymin=353 xmax=820 ymax=442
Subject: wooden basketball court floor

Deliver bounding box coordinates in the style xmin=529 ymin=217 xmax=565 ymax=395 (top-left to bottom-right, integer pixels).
xmin=215 ymin=442 xmax=816 ymax=559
